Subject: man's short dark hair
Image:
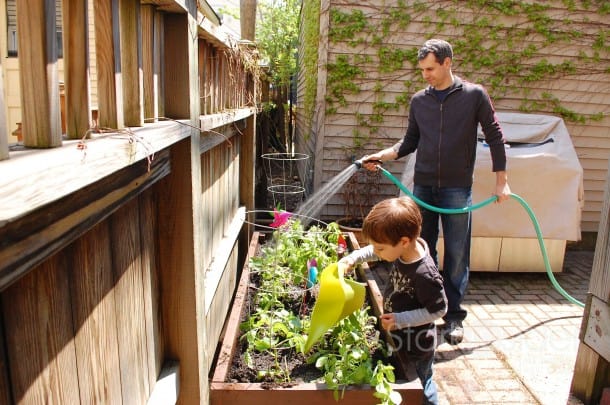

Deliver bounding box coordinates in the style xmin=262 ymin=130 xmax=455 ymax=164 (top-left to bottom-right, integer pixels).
xmin=418 ymin=39 xmax=453 ymax=64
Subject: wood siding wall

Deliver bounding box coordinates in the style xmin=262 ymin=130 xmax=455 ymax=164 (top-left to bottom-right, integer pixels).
xmin=0 ymin=1 xmax=256 ymax=404
xmin=296 ymin=0 xmax=610 ymax=235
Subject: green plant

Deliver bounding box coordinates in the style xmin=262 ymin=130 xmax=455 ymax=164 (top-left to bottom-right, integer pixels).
xmin=238 ymin=217 xmax=400 ymax=402
xmin=256 ymin=0 xmax=301 ymax=150
xmin=301 ymin=0 xmax=321 ymax=134
xmin=309 ymin=309 xmax=402 ymax=404
xmin=242 ymin=219 xmax=341 ymax=380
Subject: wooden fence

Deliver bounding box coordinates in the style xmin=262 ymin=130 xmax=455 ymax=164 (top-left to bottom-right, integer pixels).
xmin=0 ymin=1 xmax=257 ymax=404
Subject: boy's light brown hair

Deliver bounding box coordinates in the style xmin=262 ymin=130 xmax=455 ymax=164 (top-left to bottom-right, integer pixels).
xmin=362 ymin=197 xmax=422 ymax=246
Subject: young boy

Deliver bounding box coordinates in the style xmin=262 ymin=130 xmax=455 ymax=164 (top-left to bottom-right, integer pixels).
xmin=339 ymin=196 xmax=447 ymax=405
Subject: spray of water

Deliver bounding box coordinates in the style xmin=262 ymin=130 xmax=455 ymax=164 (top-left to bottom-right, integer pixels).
xmin=294 ymin=163 xmax=358 ymax=225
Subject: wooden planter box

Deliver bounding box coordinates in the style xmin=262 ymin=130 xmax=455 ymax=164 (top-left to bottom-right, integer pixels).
xmin=209 ymin=232 xmax=423 ymax=404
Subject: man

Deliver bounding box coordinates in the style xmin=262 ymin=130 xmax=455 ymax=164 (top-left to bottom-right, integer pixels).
xmin=362 ymin=39 xmax=511 ymax=345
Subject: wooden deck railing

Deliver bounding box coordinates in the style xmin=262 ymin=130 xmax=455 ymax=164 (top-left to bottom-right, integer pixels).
xmin=0 ymin=0 xmax=256 ymax=153
xmin=0 ymin=1 xmax=258 ymax=404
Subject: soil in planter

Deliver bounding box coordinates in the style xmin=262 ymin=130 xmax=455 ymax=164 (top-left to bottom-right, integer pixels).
xmin=226 ymin=270 xmax=402 ymax=387
xmin=226 ymin=278 xmax=323 ymax=386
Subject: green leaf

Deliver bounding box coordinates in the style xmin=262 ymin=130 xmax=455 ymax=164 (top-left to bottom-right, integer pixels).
xmin=254 ymin=339 xmax=271 ymax=351
xmin=375 ymin=382 xmax=389 ymax=395
xmin=351 ymin=347 xmax=364 ymax=359
xmin=315 ymin=356 xmax=328 ymax=368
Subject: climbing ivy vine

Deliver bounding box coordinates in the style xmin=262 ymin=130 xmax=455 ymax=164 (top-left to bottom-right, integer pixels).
xmin=310 ymin=0 xmax=610 ymax=144
xmin=301 ymin=0 xmax=321 ymax=135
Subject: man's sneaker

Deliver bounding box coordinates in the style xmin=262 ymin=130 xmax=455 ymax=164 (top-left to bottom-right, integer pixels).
xmin=443 ymin=321 xmax=464 ymax=345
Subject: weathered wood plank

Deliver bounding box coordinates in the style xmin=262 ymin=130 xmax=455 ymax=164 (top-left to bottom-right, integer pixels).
xmin=110 ymin=198 xmax=150 ymax=403
xmin=204 ymin=207 xmax=244 ymax=316
xmin=16 ymin=0 xmax=62 ymax=147
xmin=156 ymin=8 xmax=205 ymax=396
xmin=0 ymin=121 xmax=188 ymax=223
xmin=154 ymin=10 xmax=165 ymax=118
xmin=0 ymin=150 xmax=170 ymax=291
xmin=199 ymin=109 xmax=255 ymax=152
xmin=139 ymin=188 xmax=164 ymax=392
xmin=239 ymin=114 xmax=256 ymax=216
xmin=2 ymin=253 xmax=80 ymax=403
xmin=209 ymin=232 xmax=262 ymax=382
xmin=62 ymin=0 xmax=92 ymax=139
xmin=157 ymin=139 xmax=205 ymax=404
xmin=68 ymin=221 xmax=123 ymax=403
xmin=164 ymin=13 xmax=190 ymax=118
xmin=0 ymin=312 xmax=12 ymax=404
xmin=93 ymin=0 xmax=124 ymax=129
xmin=201 ymin=42 xmax=211 ymax=114
xmin=142 ymin=5 xmax=156 ymax=122
xmin=312 ymin=0 xmax=331 ymax=192
xmin=119 ymin=0 xmax=144 ymax=126
xmin=589 ymin=159 xmax=610 ymax=301
xmin=209 ymin=382 xmax=423 ymax=405
xmin=572 ymin=157 xmax=610 ymax=403
xmin=0 ymin=54 xmax=8 ymax=160
xmin=201 ymin=149 xmax=213 ymax=269
xmin=205 ymin=246 xmax=238 ymax=371
xmin=572 ymin=343 xmax=610 ymax=404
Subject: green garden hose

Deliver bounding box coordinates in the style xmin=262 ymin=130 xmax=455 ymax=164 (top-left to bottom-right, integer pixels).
xmin=376 ymin=165 xmax=585 ymax=308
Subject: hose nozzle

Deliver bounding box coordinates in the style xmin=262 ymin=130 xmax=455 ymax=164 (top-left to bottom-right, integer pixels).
xmin=354 ymin=158 xmax=382 ymax=169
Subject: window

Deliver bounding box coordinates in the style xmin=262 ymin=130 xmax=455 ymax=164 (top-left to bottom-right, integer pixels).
xmin=6 ymin=0 xmax=63 ymax=57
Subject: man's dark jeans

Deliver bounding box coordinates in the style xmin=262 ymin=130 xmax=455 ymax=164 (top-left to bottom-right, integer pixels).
xmin=413 ymin=185 xmax=471 ymax=322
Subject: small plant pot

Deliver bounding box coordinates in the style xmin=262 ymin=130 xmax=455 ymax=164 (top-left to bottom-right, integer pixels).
xmin=336 ymin=217 xmax=367 ymax=247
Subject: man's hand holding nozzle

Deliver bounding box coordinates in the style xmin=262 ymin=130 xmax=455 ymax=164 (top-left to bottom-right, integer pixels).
xmin=357 ymin=155 xmax=383 ymax=171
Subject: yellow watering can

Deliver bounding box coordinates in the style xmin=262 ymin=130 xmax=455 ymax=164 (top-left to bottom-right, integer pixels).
xmin=303 ymin=262 xmax=367 ymax=352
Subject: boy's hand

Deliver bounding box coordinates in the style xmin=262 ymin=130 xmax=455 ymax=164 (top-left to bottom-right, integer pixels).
xmin=338 ymin=257 xmax=355 ymax=275
xmin=380 ymin=313 xmax=397 ymax=331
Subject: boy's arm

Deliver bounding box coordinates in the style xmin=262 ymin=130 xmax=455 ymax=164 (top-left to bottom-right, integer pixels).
xmin=393 ymin=306 xmax=447 ymax=329
xmin=340 ymin=244 xmax=377 ymax=268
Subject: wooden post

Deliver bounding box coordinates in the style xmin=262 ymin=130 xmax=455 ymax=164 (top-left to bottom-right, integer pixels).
xmin=118 ymin=0 xmax=143 ymax=127
xmin=62 ymin=0 xmax=92 ymax=139
xmin=571 ymin=158 xmax=610 ymax=404
xmin=93 ymin=0 xmax=124 ymax=129
xmin=158 ymin=2 xmax=207 ymax=403
xmin=16 ymin=0 xmax=62 ymax=147
xmin=141 ymin=5 xmax=156 ymax=122
xmin=240 ymin=0 xmax=256 ymax=41
xmin=198 ymin=39 xmax=206 ymax=115
xmin=0 ymin=57 xmax=8 ymax=161
xmin=164 ymin=14 xmax=190 ymax=119
xmin=154 ymin=11 xmax=165 ymax=119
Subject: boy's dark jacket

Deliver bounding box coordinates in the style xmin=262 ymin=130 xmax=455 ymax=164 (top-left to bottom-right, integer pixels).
xmin=384 ymin=252 xmax=446 ymax=358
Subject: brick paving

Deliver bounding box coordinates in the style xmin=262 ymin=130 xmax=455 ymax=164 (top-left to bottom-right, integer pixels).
xmin=436 ymin=250 xmax=591 ymax=405
xmin=372 ymin=249 xmax=593 ymax=405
